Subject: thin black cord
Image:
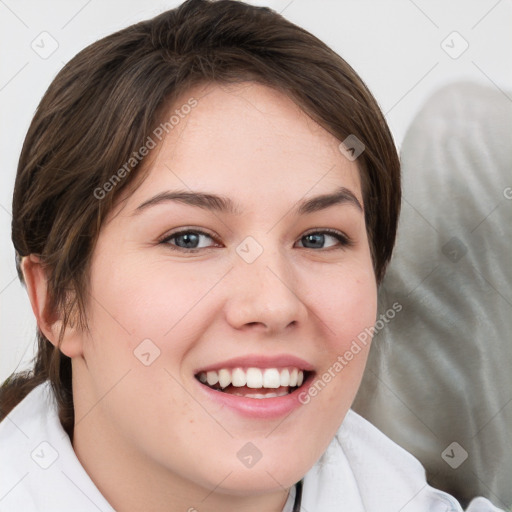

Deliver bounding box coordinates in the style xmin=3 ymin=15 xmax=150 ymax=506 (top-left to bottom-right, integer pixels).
xmin=292 ymin=480 xmax=303 ymax=512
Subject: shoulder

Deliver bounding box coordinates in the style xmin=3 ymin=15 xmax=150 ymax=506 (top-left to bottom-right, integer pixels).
xmin=301 ymin=409 xmax=504 ymax=512
xmin=0 ymin=381 xmax=114 ymax=512
xmin=0 ymin=381 xmax=54 ymax=471
xmin=0 ymin=382 xmax=52 ymax=510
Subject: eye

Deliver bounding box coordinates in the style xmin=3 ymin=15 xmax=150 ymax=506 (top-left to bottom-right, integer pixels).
xmin=160 ymin=229 xmax=220 ymax=252
xmin=296 ymin=229 xmax=352 ymax=250
xmin=159 ymin=228 xmax=352 ymax=253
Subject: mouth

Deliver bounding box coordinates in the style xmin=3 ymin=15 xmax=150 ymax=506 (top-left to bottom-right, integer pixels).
xmin=195 ymin=367 xmax=311 ymax=399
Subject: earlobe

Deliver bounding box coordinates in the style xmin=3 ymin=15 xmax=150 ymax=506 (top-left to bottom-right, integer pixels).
xmin=21 ymin=255 xmax=84 ymax=359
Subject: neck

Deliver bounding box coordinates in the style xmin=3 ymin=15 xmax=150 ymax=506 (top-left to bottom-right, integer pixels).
xmin=72 ymin=414 xmax=291 ymax=512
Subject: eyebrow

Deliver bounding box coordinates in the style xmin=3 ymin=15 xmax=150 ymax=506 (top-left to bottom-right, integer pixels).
xmin=134 ymin=186 xmax=363 ymax=216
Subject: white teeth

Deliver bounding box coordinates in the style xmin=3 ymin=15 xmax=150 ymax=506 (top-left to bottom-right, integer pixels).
xmin=246 ymin=368 xmax=263 ymax=388
xmin=232 ymin=368 xmax=246 ymax=387
xmin=206 ymin=371 xmax=219 ymax=386
xmin=197 ymin=367 xmax=306 ymax=390
xmin=218 ymin=369 xmax=231 ymax=388
xmin=263 ymin=368 xmax=281 ymax=389
xmin=233 ymin=389 xmax=290 ymax=399
xmin=289 ymin=368 xmax=298 ymax=387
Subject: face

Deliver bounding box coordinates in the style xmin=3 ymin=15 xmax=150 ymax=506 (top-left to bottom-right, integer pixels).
xmin=72 ymin=82 xmax=377 ymax=504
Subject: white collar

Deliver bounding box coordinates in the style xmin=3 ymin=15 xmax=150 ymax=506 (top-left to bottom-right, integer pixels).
xmin=0 ymin=381 xmax=114 ymax=511
xmin=0 ymin=382 xmax=501 ymax=511
xmin=301 ymin=410 xmax=465 ymax=511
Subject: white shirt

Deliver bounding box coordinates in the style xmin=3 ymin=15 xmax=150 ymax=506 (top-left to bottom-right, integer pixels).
xmin=0 ymin=382 xmax=503 ymax=511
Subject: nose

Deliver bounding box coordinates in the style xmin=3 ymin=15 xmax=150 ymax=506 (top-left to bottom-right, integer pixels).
xmin=224 ymin=244 xmax=308 ymax=335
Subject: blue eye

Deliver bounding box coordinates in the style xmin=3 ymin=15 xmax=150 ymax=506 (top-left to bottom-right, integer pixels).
xmin=160 ymin=228 xmax=352 ymax=252
xmin=161 ymin=230 xmax=218 ymax=251
xmin=297 ymin=230 xmax=352 ymax=250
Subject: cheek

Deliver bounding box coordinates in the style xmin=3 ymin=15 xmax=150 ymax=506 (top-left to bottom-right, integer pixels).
xmin=86 ymin=250 xmax=226 ymax=356
xmin=335 ymin=276 xmax=377 ymax=346
xmin=81 ymin=250 xmax=217 ymax=437
xmin=308 ymin=258 xmax=377 ymax=349
xmin=301 ymin=257 xmax=377 ymax=412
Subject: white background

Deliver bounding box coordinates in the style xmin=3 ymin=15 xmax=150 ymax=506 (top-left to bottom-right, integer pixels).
xmin=1 ymin=0 xmax=511 ymax=381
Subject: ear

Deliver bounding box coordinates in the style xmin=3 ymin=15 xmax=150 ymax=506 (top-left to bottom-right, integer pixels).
xmin=21 ymin=255 xmax=84 ymax=359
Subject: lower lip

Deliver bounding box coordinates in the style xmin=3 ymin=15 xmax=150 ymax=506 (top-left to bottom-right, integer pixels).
xmin=196 ymin=374 xmax=314 ymax=419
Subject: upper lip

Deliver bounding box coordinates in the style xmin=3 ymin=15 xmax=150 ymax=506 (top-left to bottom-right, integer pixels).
xmin=194 ymin=354 xmax=314 ymax=374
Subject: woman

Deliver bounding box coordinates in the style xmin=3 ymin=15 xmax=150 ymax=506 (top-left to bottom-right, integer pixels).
xmin=0 ymin=1 xmax=503 ymax=510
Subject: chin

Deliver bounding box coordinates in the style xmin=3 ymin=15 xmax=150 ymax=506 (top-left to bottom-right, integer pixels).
xmin=209 ymin=466 xmax=303 ymax=496
xmin=205 ymin=442 xmax=319 ymax=495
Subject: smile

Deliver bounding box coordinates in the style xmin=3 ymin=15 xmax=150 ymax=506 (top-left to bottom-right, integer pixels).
xmin=193 ymin=355 xmax=314 ymax=418
xmin=196 ymin=367 xmax=307 ymax=399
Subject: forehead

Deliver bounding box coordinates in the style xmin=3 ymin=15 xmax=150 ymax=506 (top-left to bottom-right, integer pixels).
xmin=118 ymin=82 xmax=362 ymax=215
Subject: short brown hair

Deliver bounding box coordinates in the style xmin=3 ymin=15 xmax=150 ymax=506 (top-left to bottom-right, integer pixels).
xmin=3 ymin=0 xmax=400 ymax=434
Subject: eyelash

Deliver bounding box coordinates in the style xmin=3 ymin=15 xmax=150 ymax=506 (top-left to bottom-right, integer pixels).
xmin=159 ymin=228 xmax=353 ymax=253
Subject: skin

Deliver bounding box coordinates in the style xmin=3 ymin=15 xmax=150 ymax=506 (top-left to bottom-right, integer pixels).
xmin=23 ymin=82 xmax=377 ymax=512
